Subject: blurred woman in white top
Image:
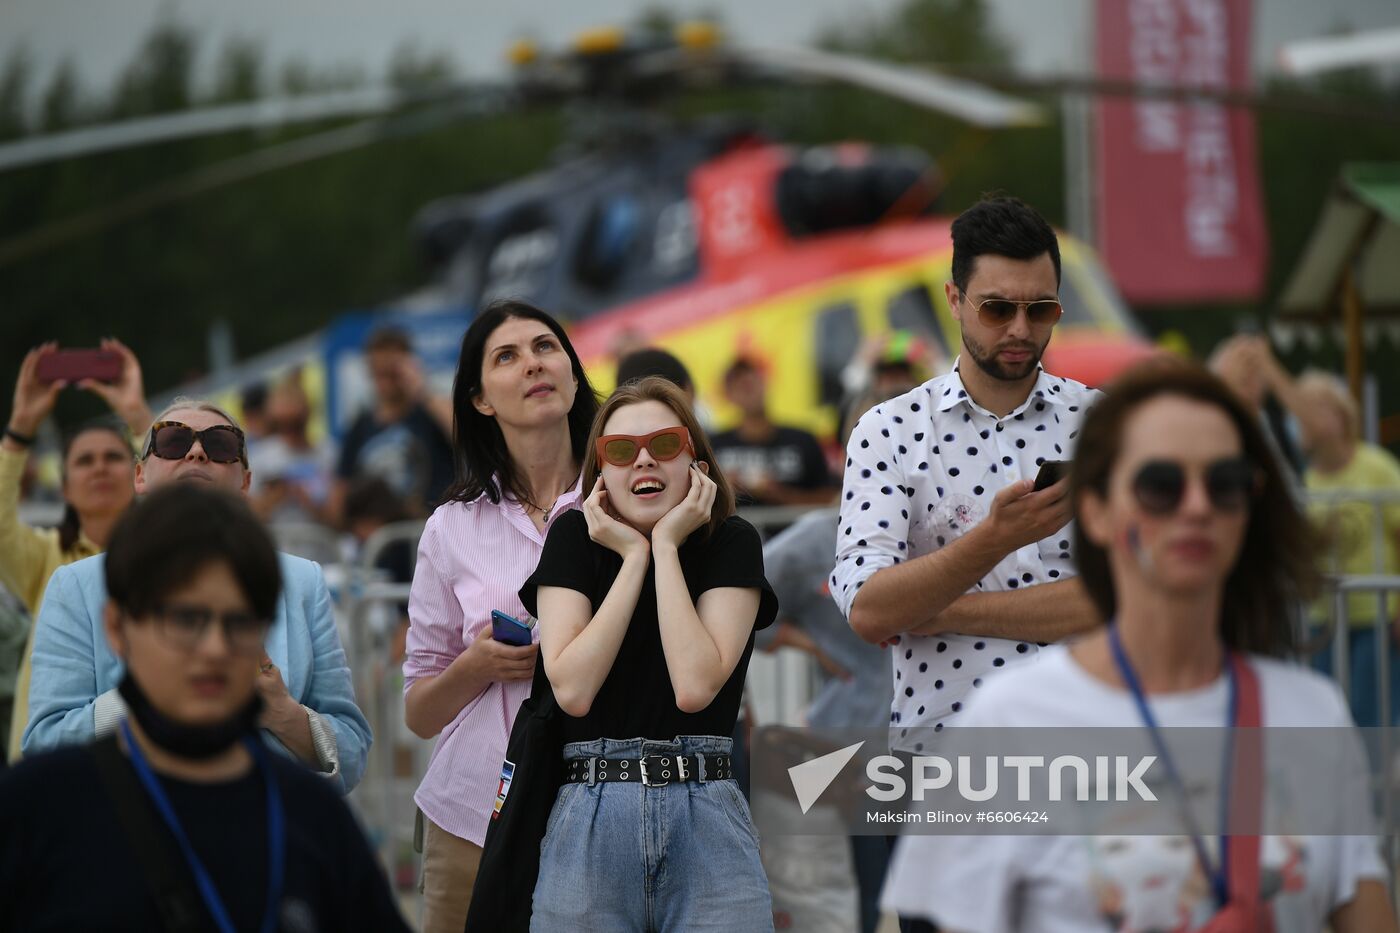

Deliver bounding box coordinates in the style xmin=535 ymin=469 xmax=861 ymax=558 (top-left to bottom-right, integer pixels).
xmin=882 ymin=362 xmax=1396 ymax=933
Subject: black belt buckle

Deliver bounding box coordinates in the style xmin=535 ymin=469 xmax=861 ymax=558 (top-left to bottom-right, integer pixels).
xmin=640 ymin=755 xmax=675 ymax=787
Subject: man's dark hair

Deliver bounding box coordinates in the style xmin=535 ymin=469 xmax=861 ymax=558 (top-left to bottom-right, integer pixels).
xmin=616 ymin=348 xmax=693 ymax=393
xmin=240 ymin=383 xmax=268 ymax=416
xmin=106 ymin=484 xmax=281 ymax=622
xmin=343 ymin=476 xmax=409 ymax=528
xmin=723 ymin=356 xmax=761 ymax=386
xmin=365 ymin=327 xmax=413 ymax=355
xmin=949 ymin=196 xmax=1061 ymax=295
xmin=444 ymin=299 xmax=601 ymax=507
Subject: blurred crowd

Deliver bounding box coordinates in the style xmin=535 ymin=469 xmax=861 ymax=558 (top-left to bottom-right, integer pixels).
xmin=1 ymin=198 xmax=1399 ymax=933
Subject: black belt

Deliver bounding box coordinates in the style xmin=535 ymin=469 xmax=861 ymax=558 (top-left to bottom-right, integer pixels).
xmin=563 ymin=754 xmax=732 ymax=786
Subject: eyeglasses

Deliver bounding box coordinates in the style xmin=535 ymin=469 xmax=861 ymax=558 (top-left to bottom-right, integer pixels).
xmin=143 ymin=421 xmax=247 ymax=466
xmin=148 ymin=604 xmax=271 ymax=655
xmin=1131 ymin=458 xmax=1259 ymax=515
xmin=596 ymin=426 xmax=693 ymax=467
xmin=966 ymin=296 xmax=1063 ymax=329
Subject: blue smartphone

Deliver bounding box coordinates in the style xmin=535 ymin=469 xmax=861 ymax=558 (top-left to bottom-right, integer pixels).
xmin=490 ymin=609 xmax=534 ymax=647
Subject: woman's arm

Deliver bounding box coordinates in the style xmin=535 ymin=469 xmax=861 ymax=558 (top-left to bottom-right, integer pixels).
xmin=537 ymin=548 xmax=649 ymax=717
xmin=652 ymin=542 xmax=760 ymax=713
xmin=1330 ymin=880 xmax=1398 ymax=933
xmin=402 ymin=521 xmax=535 ymax=739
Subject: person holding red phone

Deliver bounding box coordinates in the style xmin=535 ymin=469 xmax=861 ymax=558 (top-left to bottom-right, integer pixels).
xmin=3 ymin=339 xmax=151 ymax=761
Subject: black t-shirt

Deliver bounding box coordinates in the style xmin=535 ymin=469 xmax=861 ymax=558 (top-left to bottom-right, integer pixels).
xmin=711 ymin=425 xmax=833 ymax=504
xmin=520 ymin=511 xmax=778 ymax=744
xmin=0 ymin=743 xmax=410 ymax=933
xmin=336 ymin=403 xmax=455 ymax=509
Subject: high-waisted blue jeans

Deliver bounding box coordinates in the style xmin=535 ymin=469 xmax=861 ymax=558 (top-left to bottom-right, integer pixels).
xmin=531 ymin=735 xmax=774 ymax=932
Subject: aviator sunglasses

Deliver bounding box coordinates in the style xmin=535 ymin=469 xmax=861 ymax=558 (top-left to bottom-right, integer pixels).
xmin=142 ymin=421 xmax=248 ymax=466
xmin=1131 ymin=457 xmax=1259 ymax=515
xmin=966 ymin=296 xmax=1064 ymax=329
xmin=596 ymin=426 xmax=693 ymax=468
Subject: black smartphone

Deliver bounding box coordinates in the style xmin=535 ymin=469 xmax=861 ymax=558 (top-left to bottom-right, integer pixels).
xmin=1033 ymin=459 xmax=1072 ymax=492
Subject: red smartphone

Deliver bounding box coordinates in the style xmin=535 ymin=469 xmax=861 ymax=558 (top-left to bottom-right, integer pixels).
xmin=35 ymin=349 xmax=122 ymax=384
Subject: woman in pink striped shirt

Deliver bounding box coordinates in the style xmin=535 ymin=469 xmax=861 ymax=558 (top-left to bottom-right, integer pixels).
xmin=402 ymin=299 xmax=599 ymax=933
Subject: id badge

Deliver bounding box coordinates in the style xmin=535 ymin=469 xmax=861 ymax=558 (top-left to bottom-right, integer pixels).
xmin=493 ymin=760 xmax=516 ymax=820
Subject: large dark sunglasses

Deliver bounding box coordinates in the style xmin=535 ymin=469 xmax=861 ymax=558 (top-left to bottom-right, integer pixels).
xmin=150 ymin=604 xmax=270 ymax=655
xmin=1131 ymin=458 xmax=1259 ymax=515
xmin=143 ymin=421 xmax=247 ymax=466
xmin=968 ymin=296 xmax=1064 ymax=329
xmin=596 ymin=426 xmax=693 ymax=468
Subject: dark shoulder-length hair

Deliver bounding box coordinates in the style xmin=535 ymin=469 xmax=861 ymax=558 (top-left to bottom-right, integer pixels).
xmin=1070 ymin=360 xmax=1316 ymax=657
xmin=56 ymin=418 xmax=133 ymax=553
xmin=581 ymin=376 xmax=736 ymax=540
xmin=442 ymin=299 xmax=601 ymax=506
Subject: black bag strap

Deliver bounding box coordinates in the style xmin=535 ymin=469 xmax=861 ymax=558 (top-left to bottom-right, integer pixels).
xmin=91 ymin=735 xmax=211 ymax=933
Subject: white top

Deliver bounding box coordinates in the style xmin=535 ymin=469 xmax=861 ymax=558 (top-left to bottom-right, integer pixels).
xmin=882 ymin=645 xmax=1387 ymax=933
xmin=832 ymin=361 xmax=1100 ymax=745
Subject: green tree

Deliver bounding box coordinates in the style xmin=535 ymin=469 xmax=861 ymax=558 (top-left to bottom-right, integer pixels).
xmin=40 ymin=60 xmax=81 ymax=132
xmin=0 ymin=47 xmax=32 ymax=141
xmin=213 ymin=38 xmax=264 ymax=103
xmin=109 ymin=19 xmax=198 ymax=118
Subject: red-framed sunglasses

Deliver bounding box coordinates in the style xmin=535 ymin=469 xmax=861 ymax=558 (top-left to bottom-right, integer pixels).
xmin=596 ymin=426 xmax=693 ymax=467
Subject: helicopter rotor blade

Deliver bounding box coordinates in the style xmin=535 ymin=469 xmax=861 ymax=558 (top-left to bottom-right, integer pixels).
xmin=0 ymin=82 xmax=488 ymax=173
xmin=1277 ymin=27 xmax=1400 ymax=76
xmin=640 ymin=43 xmax=1045 ymax=128
xmin=0 ymin=88 xmax=515 ymax=268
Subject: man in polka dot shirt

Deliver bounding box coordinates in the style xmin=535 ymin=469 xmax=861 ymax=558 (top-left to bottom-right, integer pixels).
xmin=833 ymin=196 xmax=1103 ymax=752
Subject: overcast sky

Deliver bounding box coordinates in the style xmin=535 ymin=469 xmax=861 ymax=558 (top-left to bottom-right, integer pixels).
xmin=3 ymin=0 xmax=1397 ymax=103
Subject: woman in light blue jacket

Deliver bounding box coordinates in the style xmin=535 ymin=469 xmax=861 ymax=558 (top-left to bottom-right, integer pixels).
xmin=22 ymin=399 xmax=371 ymax=793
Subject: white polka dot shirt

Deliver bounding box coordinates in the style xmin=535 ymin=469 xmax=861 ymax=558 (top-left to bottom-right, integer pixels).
xmin=832 ymin=359 xmax=1100 ymax=748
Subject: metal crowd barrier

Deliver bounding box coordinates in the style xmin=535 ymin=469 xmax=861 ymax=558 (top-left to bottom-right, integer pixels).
xmin=321 ymin=490 xmax=1400 ymax=889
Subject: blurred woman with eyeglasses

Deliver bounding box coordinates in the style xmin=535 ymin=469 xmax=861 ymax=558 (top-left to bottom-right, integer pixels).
xmin=518 ymin=376 xmax=778 ymax=930
xmin=882 ymin=363 xmax=1396 ymax=933
xmin=0 ymin=483 xmax=409 ymax=930
xmin=22 ymin=397 xmax=372 ymax=794
xmin=402 ymin=299 xmax=600 ymax=933
xmin=4 ymin=340 xmax=149 ymax=762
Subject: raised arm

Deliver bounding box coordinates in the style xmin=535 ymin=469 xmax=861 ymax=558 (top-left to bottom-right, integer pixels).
xmin=403 ymin=520 xmax=536 ymax=738
xmin=538 ymin=479 xmax=650 ymax=717
xmin=286 ymin=565 xmax=373 ymax=793
xmin=845 ymin=477 xmax=1075 ymax=644
xmin=650 ymin=466 xmax=762 ymax=712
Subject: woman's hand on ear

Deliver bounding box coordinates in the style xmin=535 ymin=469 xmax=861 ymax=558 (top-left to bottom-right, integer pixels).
xmin=651 ymin=462 xmax=716 ymax=551
xmin=583 ymin=476 xmax=650 ymax=560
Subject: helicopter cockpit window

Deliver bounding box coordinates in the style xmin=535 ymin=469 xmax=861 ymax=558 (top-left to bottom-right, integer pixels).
xmin=481 ymin=205 xmax=559 ymax=305
xmin=886 ymin=283 xmax=951 ymax=362
xmin=573 ymin=194 xmax=642 ymax=291
xmin=816 ymin=301 xmax=860 ymax=407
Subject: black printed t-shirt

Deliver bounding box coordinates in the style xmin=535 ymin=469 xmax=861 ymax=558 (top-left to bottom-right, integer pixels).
xmin=520 ymin=511 xmax=778 ymax=744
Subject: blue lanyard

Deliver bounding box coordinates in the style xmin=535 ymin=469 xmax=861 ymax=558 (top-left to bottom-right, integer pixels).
xmin=120 ymin=721 xmax=286 ymax=933
xmin=1107 ymin=625 xmax=1235 ymax=909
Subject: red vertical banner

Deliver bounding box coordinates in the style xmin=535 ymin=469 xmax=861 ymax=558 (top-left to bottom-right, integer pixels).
xmin=1094 ymin=0 xmax=1268 ymax=304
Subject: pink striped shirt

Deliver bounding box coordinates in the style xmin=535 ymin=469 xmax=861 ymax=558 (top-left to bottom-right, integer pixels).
xmin=404 ymin=481 xmax=582 ymax=845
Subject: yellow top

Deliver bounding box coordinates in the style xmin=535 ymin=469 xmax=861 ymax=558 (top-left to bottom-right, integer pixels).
xmin=1306 ymin=442 xmax=1400 ymax=627
xmin=1 ymin=445 xmax=101 ymax=762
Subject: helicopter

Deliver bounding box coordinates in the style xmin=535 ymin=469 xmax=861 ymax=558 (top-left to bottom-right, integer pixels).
xmin=0 ymin=22 xmax=1160 ymax=438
